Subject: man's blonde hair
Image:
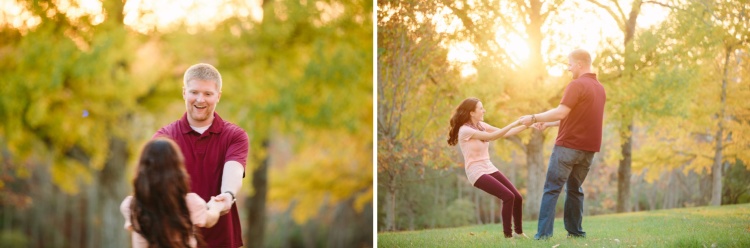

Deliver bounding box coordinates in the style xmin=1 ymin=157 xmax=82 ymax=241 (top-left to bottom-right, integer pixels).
xmin=569 ymin=49 xmax=592 ymax=66
xmin=183 ymin=63 xmax=222 ymax=91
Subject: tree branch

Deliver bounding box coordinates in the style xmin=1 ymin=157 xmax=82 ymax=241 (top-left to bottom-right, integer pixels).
xmin=587 ymin=0 xmax=626 ymax=32
xmin=484 ymin=39 xmax=521 ymax=69
xmin=540 ymin=0 xmax=565 ymax=23
xmin=504 ymin=136 xmax=527 ymax=153
xmin=512 ymin=0 xmax=530 ymax=26
xmin=444 ymin=2 xmax=476 ymax=35
xmin=496 ymin=12 xmax=524 ymax=37
xmin=612 ymin=0 xmax=628 ymax=23
xmin=480 ymin=0 xmax=524 ymax=36
xmin=643 ymin=0 xmax=680 ymax=10
xmin=415 ymin=72 xmax=441 ymax=138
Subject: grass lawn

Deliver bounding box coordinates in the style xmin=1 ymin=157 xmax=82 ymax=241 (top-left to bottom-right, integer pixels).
xmin=378 ymin=203 xmax=750 ymax=247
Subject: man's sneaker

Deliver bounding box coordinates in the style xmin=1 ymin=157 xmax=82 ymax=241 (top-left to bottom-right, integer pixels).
xmin=534 ymin=234 xmax=551 ymax=240
xmin=567 ymin=233 xmax=586 ymax=238
xmin=513 ymin=233 xmax=529 ymax=239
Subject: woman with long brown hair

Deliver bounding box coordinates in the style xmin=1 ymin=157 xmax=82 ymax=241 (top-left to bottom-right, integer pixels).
xmin=448 ymin=97 xmax=529 ymax=239
xmin=120 ymin=137 xmax=222 ymax=247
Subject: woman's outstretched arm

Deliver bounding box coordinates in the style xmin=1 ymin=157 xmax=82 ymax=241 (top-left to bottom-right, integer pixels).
xmin=503 ymin=125 xmax=528 ymax=137
xmin=533 ymin=121 xmax=560 ymax=131
xmin=469 ymin=119 xmax=522 ymax=141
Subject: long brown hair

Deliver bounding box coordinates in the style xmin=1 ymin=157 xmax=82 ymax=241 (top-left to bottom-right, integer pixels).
xmin=448 ymin=98 xmax=482 ymax=146
xmin=130 ymin=137 xmax=199 ymax=247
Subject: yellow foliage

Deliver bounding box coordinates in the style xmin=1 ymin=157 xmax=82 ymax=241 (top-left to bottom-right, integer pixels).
xmin=15 ymin=166 xmax=30 ymax=179
xmin=50 ymin=159 xmax=93 ymax=195
xmin=353 ymin=188 xmax=373 ymax=213
xmin=269 ymin=129 xmax=372 ymax=224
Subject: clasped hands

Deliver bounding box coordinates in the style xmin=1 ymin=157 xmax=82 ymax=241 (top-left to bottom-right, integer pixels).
xmin=207 ymin=192 xmax=234 ymax=215
xmin=517 ymin=115 xmax=550 ymax=131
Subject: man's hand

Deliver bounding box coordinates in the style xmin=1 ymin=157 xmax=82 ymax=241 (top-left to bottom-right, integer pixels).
xmin=211 ymin=193 xmax=234 ymax=215
xmin=207 ymin=196 xmax=221 ymax=211
xmin=518 ymin=115 xmax=534 ymax=126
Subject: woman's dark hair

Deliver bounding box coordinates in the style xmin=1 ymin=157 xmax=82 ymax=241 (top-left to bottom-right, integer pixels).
xmin=130 ymin=137 xmax=199 ymax=247
xmin=448 ymin=98 xmax=481 ymax=146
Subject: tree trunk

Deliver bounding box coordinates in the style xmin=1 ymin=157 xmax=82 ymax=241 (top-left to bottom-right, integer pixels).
xmin=385 ymin=179 xmax=397 ymax=231
xmin=432 ymin=180 xmax=438 ymax=228
xmin=527 ymin=0 xmax=544 ymax=73
xmin=408 ymin=204 xmax=415 ymax=231
xmin=646 ymin=176 xmax=657 ymax=210
xmin=474 ymin=190 xmax=482 ymax=225
xmin=615 ymin=0 xmax=642 ymax=214
xmin=523 ymin=1 xmax=547 ymax=221
xmin=711 ymin=48 xmax=731 ymax=206
xmin=525 ymin=130 xmax=545 ymax=220
xmin=95 ymin=137 xmax=130 ymax=248
xmin=711 ymin=129 xmax=724 ymax=206
xmin=490 ymin=197 xmax=495 ymax=224
xmin=617 ymin=121 xmax=633 ymax=213
xmin=71 ymin=195 xmax=82 ymax=248
xmin=246 ymin=139 xmax=270 ymax=247
xmin=54 ymin=186 xmax=66 ymax=247
xmin=662 ymin=171 xmax=674 ymax=209
xmin=86 ymin=174 xmax=98 ymax=248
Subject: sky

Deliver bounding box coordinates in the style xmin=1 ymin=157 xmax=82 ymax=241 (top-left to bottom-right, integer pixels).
xmin=0 ymin=0 xmax=263 ymax=34
xmin=437 ymin=0 xmax=672 ymax=77
xmin=2 ymin=0 xmax=669 ymax=77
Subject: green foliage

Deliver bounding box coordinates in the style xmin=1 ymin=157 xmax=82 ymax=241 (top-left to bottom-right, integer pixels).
xmin=723 ymin=159 xmax=750 ymax=205
xmin=0 ymin=3 xmax=136 ymax=194
xmin=629 ymin=0 xmax=750 ymax=179
xmin=377 ymin=1 xmax=469 ymax=231
xmin=434 ymin=199 xmax=475 ymax=228
xmin=392 ymin=168 xmax=464 ymax=230
xmin=0 ymin=230 xmax=28 ymax=248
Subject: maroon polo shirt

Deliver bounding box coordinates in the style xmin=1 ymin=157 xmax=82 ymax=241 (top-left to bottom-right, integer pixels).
xmin=556 ymin=73 xmax=606 ymax=152
xmin=153 ymin=112 xmax=248 ymax=248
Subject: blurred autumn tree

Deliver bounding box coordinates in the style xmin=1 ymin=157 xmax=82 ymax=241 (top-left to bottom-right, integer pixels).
xmin=376 ymin=0 xmax=464 ymax=231
xmin=627 ymin=0 xmax=750 ymax=207
xmin=0 ymin=0 xmax=373 ymax=247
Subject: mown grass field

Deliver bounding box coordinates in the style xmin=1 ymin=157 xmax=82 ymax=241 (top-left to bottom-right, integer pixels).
xmin=378 ymin=203 xmax=750 ymax=247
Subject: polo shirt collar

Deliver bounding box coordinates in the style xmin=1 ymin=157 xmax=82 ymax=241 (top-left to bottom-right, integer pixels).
xmin=580 ymin=73 xmax=597 ymax=79
xmin=179 ymin=112 xmax=225 ymax=134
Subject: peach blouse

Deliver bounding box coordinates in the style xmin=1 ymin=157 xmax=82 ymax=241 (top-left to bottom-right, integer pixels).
xmin=458 ymin=122 xmax=500 ymax=185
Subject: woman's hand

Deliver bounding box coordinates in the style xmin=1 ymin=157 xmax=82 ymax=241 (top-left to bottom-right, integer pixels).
xmin=532 ymin=122 xmax=547 ymax=131
xmin=533 ymin=121 xmax=560 ymax=131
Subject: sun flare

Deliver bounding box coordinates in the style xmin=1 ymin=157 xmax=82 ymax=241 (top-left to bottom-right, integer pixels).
xmin=440 ymin=1 xmax=670 ymax=78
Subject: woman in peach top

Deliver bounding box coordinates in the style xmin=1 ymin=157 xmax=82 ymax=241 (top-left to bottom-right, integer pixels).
xmin=448 ymin=98 xmax=529 ymax=239
xmin=120 ymin=138 xmax=222 ymax=247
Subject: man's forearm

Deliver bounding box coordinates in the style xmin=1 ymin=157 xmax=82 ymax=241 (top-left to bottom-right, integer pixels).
xmin=534 ymin=108 xmax=566 ymax=123
xmin=221 ymin=161 xmax=244 ymax=197
xmin=546 ymin=120 xmax=560 ymax=127
xmin=520 ymin=105 xmax=571 ymax=126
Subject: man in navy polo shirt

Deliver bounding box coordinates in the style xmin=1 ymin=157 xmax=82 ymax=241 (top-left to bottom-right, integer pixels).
xmin=519 ymin=49 xmax=606 ymax=240
xmin=154 ymin=63 xmax=249 ymax=247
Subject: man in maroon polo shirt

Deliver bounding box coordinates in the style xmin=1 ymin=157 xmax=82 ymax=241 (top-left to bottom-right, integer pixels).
xmin=518 ymin=49 xmax=606 ymax=240
xmin=154 ymin=63 xmax=248 ymax=247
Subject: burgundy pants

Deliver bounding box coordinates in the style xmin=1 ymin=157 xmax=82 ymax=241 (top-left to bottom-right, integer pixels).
xmin=473 ymin=171 xmax=523 ymax=237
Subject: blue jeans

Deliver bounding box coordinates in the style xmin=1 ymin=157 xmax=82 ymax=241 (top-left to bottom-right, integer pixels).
xmin=535 ymin=145 xmax=594 ymax=240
